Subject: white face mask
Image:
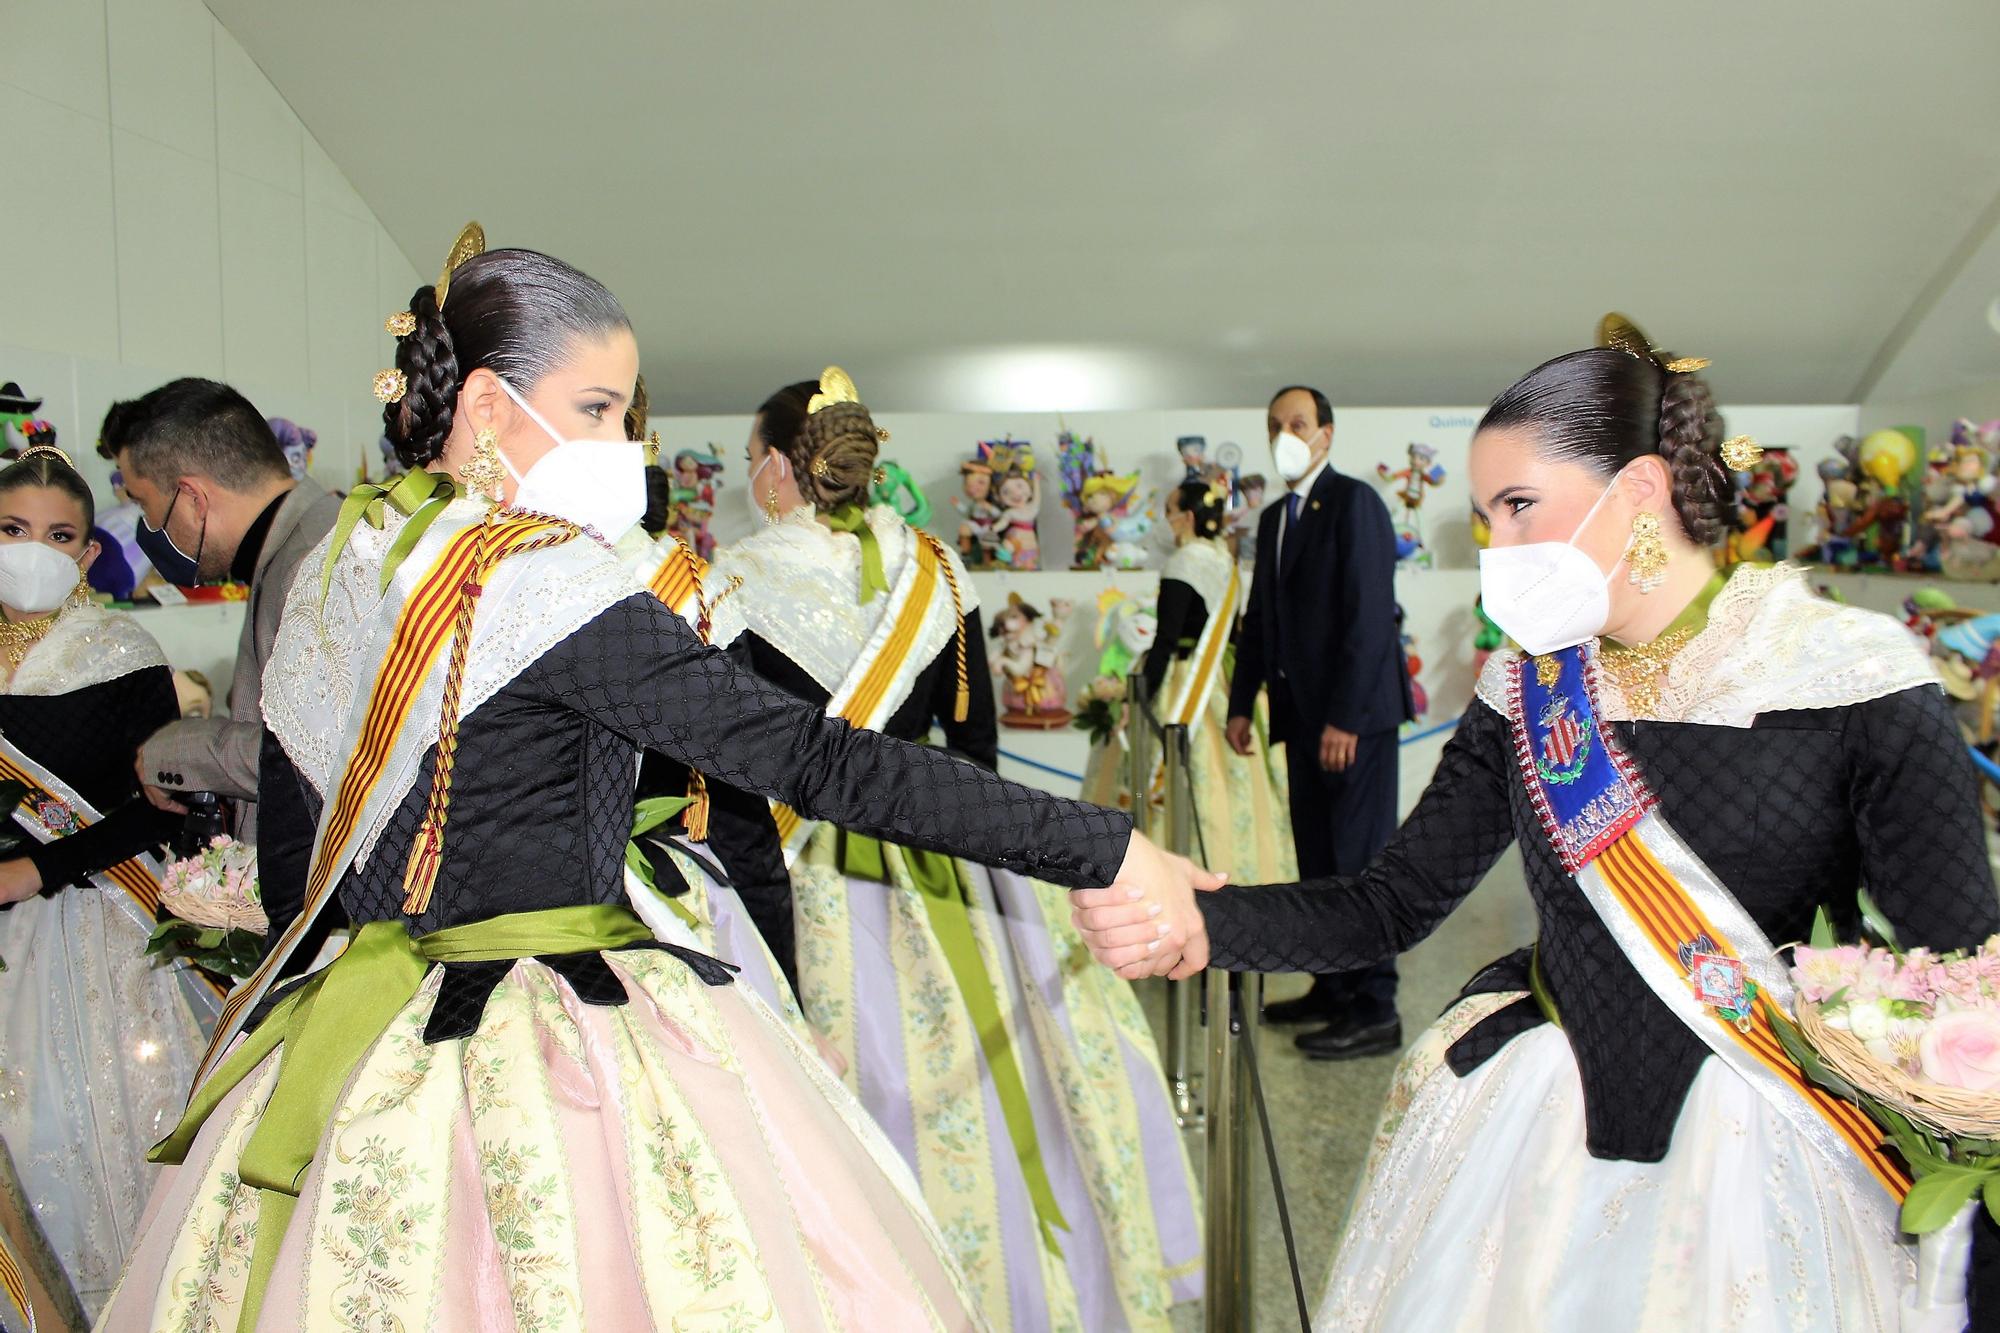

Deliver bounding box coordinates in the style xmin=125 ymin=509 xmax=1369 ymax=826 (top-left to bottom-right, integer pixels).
xmin=0 ymin=541 xmax=81 ymax=614
xmin=494 ymin=378 xmax=646 ymax=542
xmin=1271 ymin=426 xmax=1323 ymax=485
xmin=1476 ymin=473 xmax=1632 ymax=657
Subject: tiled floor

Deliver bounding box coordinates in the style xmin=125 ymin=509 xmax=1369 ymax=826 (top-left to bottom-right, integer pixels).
xmin=1151 ymin=846 xmax=1538 ymax=1330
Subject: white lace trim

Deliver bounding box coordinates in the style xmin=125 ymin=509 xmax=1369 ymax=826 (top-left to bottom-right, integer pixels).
xmin=8 ymin=604 xmax=168 ymax=696
xmin=262 ymin=500 xmax=635 ymax=868
xmin=1161 ymin=538 xmax=1233 ymax=617
xmin=1473 ymin=564 xmax=1938 ymax=726
xmin=707 ymin=507 xmax=972 ymax=693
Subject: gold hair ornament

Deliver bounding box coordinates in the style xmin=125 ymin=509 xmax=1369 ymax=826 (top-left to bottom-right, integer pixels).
xmin=434 ymin=221 xmax=486 ymax=311
xmin=16 ymin=443 xmax=75 ymax=470
xmin=807 ymin=366 xmax=860 ymax=415
xmin=1720 ymin=435 xmax=1764 ymax=472
xmin=1597 ymin=313 xmax=1712 ymax=378
xmin=810 ymin=455 xmax=832 ymax=479
xmin=385 ymin=311 xmax=416 ymax=337
xmin=372 ymin=368 xmax=408 ymax=404
xmin=644 ymin=430 xmax=662 ymax=468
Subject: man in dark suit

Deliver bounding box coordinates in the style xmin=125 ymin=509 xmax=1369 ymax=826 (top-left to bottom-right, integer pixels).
xmin=1227 ymin=384 xmax=1414 ymax=1059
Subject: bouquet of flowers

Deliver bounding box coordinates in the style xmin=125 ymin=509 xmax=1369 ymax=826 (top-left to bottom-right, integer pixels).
xmin=1770 ymin=915 xmax=2000 ymax=1326
xmin=1071 ymin=675 xmax=1127 ymax=746
xmin=148 ymin=834 xmax=267 ymax=981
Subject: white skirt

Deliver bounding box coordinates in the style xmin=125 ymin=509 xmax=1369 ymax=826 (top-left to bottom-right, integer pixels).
xmin=1319 ymin=1017 xmax=1913 ymax=1332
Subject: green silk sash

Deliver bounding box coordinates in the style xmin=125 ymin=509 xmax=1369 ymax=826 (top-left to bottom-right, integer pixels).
xmin=835 ymin=829 xmax=1070 ymax=1254
xmin=150 ymin=904 xmax=655 ymax=1325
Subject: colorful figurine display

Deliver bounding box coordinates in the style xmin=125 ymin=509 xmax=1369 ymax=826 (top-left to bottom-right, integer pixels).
xmin=0 ymin=382 xmax=42 ymax=453
xmin=1726 ymin=446 xmax=1797 ymax=564
xmin=669 ymin=446 xmax=725 ymax=559
xmin=990 ymin=592 xmax=1072 ymax=728
xmin=1376 ymin=442 xmax=1447 ymax=568
xmin=1058 ymin=429 xmax=1146 ymax=571
xmin=955 ymin=438 xmax=1032 ymax=569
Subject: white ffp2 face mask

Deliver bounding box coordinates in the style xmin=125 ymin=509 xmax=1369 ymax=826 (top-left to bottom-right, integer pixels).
xmin=494 ymin=378 xmax=647 ymax=542
xmin=1271 ymin=426 xmax=1323 ymax=484
xmin=0 ymin=541 xmax=81 ymax=614
xmin=1476 ymin=474 xmax=1632 ymax=657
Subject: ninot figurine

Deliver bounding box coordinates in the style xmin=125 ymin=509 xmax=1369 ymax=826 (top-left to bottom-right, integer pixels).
xmin=990 ymin=592 xmax=1071 ymax=727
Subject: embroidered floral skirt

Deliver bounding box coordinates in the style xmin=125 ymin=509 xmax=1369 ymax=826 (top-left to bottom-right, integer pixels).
xmin=1318 ymin=1001 xmax=1912 ymax=1331
xmin=97 ymin=947 xmax=983 ymax=1331
xmin=1080 ymin=668 xmax=1294 ymax=887
xmin=0 ymin=882 xmax=213 ymax=1319
xmin=791 ymin=827 xmax=1202 ymax=1332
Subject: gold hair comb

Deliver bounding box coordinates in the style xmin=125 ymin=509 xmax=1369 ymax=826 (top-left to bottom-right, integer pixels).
xmin=435 ymin=221 xmax=486 ymax=311
xmin=1597 ymin=312 xmax=1713 ymax=377
xmin=385 ymin=311 xmax=416 ymax=337
xmin=17 ymin=443 xmax=74 ymax=469
xmin=807 ymin=366 xmax=860 ymax=415
xmin=373 ymin=368 xmax=408 ymax=404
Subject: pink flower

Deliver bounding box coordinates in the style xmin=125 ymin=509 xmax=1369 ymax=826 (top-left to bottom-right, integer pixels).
xmin=1887 ymin=951 xmax=1942 ymax=1004
xmin=1918 ymin=1009 xmax=2000 ymax=1092
xmin=1793 ymin=945 xmax=1866 ymax=1004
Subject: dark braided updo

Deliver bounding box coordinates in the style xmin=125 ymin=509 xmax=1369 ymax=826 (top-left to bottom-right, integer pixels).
xmin=754 ymin=382 xmax=882 ymax=512
xmin=382 ymin=249 xmax=630 ymax=470
xmin=1171 ymin=477 xmax=1228 ymax=538
xmin=1478 ymin=346 xmax=1732 ymax=545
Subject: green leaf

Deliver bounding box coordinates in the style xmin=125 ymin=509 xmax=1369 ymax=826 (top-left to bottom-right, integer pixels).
xmin=1985 ymin=1174 xmax=2000 ymax=1227
xmin=1902 ymin=1163 xmax=1992 ymax=1234
xmin=1857 ymin=886 xmax=1901 ymax=951
xmin=630 ymin=796 xmax=694 ymax=839
xmin=194 ymin=927 xmax=224 ymax=949
xmin=1809 ymin=906 xmax=1837 ymax=951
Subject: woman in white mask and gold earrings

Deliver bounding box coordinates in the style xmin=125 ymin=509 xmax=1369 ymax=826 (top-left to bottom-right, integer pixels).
xmin=1075 ymin=314 xmax=2000 ymax=1331
xmin=0 ymin=444 xmax=219 ymax=1324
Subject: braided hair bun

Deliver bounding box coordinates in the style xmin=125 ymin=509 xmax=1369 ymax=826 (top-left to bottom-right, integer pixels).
xmin=797 ymin=401 xmax=883 ymax=512
xmin=383 ymin=284 xmax=458 ymax=469
xmin=1656 ymin=369 xmax=1729 ymax=545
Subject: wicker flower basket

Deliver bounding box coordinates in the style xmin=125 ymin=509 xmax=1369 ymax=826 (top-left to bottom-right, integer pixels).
xmin=1797 ymin=999 xmax=2000 ymax=1140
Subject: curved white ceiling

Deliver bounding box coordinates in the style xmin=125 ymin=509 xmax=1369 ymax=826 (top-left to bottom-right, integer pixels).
xmin=207 ymin=0 xmax=2000 ymax=412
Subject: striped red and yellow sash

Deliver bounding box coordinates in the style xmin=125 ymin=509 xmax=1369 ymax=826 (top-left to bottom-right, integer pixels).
xmin=0 ymin=747 xmax=164 ymax=917
xmin=193 ymin=512 xmax=567 ymax=1089
xmin=1596 ymin=831 xmax=1912 ymax=1199
xmin=770 ymin=535 xmax=942 ymax=846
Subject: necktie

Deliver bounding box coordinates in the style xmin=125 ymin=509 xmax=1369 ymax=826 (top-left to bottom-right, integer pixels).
xmin=1286 ymin=491 xmax=1301 ymax=525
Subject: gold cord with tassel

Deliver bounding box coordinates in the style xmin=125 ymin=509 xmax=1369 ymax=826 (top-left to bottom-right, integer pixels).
xmin=922 ymin=533 xmax=971 ymax=723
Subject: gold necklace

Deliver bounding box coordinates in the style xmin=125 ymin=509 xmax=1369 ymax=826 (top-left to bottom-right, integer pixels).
xmin=1599 ymin=624 xmax=1696 ymax=715
xmin=0 ymin=608 xmax=60 ymax=675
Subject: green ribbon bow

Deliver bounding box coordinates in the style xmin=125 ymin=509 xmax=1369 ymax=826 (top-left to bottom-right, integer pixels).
xmin=151 ymin=904 xmax=655 ymax=1326
xmin=627 ymin=794 xmax=700 ymax=928
xmin=835 ymin=828 xmax=1071 ymax=1255
xmin=321 ymin=467 xmax=458 ymax=598
xmin=823 ymin=503 xmax=889 ymax=605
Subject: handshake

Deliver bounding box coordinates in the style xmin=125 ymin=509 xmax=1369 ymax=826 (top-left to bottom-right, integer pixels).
xmin=1070 ymin=830 xmax=1227 ymax=980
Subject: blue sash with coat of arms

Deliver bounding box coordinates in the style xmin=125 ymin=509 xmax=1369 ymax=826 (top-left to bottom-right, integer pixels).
xmin=1513 ymin=644 xmax=1654 ymax=874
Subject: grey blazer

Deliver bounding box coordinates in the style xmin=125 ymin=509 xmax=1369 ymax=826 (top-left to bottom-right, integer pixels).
xmin=140 ymin=477 xmax=341 ymax=841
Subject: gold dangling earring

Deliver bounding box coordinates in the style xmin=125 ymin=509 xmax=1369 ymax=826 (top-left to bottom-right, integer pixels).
xmin=1626 ymin=511 xmax=1667 ymax=594
xmin=67 ymin=575 xmax=93 ymax=610
xmin=458 ymin=426 xmax=506 ymax=503
xmin=763 ymin=487 xmax=781 ymax=524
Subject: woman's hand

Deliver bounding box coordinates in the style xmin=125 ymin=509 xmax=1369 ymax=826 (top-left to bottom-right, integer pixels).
xmin=0 ymin=859 xmax=43 ymax=905
xmin=1086 ymin=831 xmax=1222 ymax=980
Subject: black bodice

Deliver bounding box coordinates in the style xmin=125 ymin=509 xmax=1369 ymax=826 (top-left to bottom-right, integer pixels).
xmin=0 ymin=667 xmax=181 ymax=890
xmin=259 ymin=593 xmax=1126 ymax=941
xmin=1141 ymin=577 xmax=1210 ymax=701
xmin=1199 ymin=682 xmax=2000 ymax=1162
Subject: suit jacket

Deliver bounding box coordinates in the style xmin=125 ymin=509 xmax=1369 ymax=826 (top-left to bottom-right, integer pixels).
xmin=1227 ymin=465 xmax=1414 ymax=739
xmin=140 ymin=477 xmax=341 ymax=840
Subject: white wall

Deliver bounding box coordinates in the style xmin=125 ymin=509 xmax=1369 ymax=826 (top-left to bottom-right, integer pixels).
xmin=0 ymin=0 xmax=419 ymax=503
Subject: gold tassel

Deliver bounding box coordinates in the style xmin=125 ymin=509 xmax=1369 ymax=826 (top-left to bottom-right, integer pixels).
xmin=925 ymin=533 xmax=971 ymax=722
xmin=400 ymin=823 xmax=443 ymax=917
xmin=684 ymin=770 xmax=711 ymax=842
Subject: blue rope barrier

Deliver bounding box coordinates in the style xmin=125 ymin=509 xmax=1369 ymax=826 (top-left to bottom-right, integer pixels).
xmin=997 ymin=716 xmax=1463 ymax=785
xmin=1969 ymin=745 xmax=2000 ymax=786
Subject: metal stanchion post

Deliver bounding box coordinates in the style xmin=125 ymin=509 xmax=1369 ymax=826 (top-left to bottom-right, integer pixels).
xmin=1204 ymin=967 xmax=1262 ymax=1332
xmin=1155 ymin=715 xmax=1203 ymax=1129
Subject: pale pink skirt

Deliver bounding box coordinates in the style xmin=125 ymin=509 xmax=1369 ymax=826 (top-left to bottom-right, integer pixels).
xmin=98 ymin=950 xmax=983 ymax=1332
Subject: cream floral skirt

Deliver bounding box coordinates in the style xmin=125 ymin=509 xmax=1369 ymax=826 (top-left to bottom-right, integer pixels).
xmin=97 ymin=949 xmax=984 ymax=1332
